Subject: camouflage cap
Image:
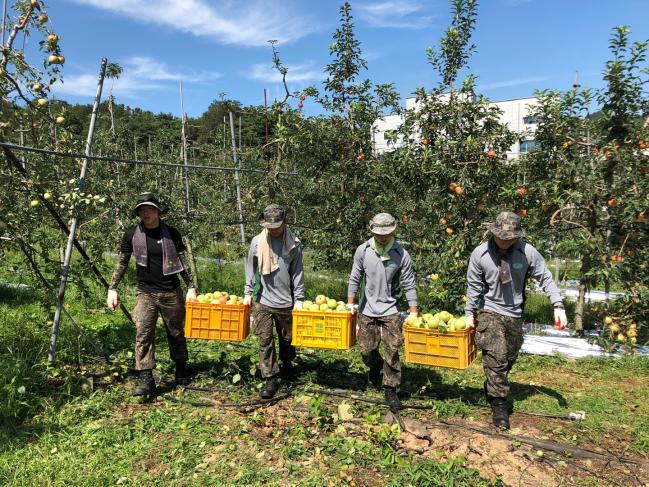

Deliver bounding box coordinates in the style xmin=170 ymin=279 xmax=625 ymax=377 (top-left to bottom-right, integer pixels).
xmin=488 ymin=211 xmax=525 ymax=240
xmin=260 ymin=203 xmax=286 ymax=229
xmin=369 ymin=212 xmax=397 ymax=235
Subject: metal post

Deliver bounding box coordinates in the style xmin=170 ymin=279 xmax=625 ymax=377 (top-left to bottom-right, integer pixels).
xmin=229 ymin=111 xmax=245 ymax=244
xmin=1 ymin=0 xmax=7 ymax=46
xmin=179 ymin=81 xmax=191 ymax=215
xmin=48 ymin=58 xmax=107 ymax=363
xmin=264 ymin=88 xmax=269 ymax=144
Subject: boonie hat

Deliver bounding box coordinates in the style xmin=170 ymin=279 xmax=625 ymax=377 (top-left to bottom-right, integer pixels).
xmin=488 ymin=211 xmax=525 ymax=240
xmin=369 ymin=213 xmax=397 ymax=235
xmin=132 ymin=192 xmax=167 ymax=217
xmin=260 ymin=204 xmax=286 ymax=229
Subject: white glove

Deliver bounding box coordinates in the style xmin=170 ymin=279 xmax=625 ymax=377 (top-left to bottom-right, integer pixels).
xmin=186 ymin=288 xmax=197 ymax=302
xmin=345 ymin=303 xmax=358 ymax=315
xmin=293 ymin=300 xmax=303 ymax=310
xmin=465 ymin=315 xmax=475 ymax=328
xmin=554 ymin=308 xmax=567 ymax=329
xmin=106 ymin=289 xmax=119 ymax=311
xmin=243 ymin=295 xmax=252 ymax=307
xmin=408 ymin=311 xmax=418 ymax=321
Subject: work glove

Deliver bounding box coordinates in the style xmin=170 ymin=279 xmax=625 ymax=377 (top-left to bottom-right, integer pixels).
xmin=106 ymin=289 xmax=119 ymax=311
xmin=465 ymin=315 xmax=476 ymax=329
xmin=243 ymin=295 xmax=252 ymax=307
xmin=345 ymin=303 xmax=358 ymax=315
xmin=293 ymin=300 xmax=303 ymax=311
xmin=554 ymin=308 xmax=567 ymax=330
xmin=186 ymin=288 xmax=197 ymax=302
xmin=408 ymin=311 xmax=418 ymax=321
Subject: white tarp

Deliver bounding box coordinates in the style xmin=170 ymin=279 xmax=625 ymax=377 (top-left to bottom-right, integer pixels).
xmin=521 ymin=325 xmax=648 ymax=358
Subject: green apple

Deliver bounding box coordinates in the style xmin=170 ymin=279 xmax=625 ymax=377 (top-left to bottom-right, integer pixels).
xmin=303 ymin=300 xmax=313 ymax=308
xmin=336 ymin=304 xmax=347 ymax=312
xmin=315 ymin=295 xmax=327 ymax=305
xmin=405 ymin=314 xmax=418 ymax=326
xmin=319 ymin=303 xmax=329 ymax=312
xmin=327 ymin=298 xmax=337 ymax=309
xmin=422 ymin=313 xmax=433 ymax=323
xmin=439 ymin=311 xmax=451 ymax=323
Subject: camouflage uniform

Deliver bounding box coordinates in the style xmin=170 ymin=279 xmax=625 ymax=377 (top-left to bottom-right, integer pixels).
xmin=252 ymin=303 xmax=296 ymax=378
xmin=474 ymin=310 xmax=524 ymax=398
xmin=131 ymin=288 xmax=188 ymax=370
xmin=357 ymin=313 xmax=404 ymax=388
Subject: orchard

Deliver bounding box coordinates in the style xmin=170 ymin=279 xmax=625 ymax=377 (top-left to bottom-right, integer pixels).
xmin=1 ymin=0 xmax=648 ymax=485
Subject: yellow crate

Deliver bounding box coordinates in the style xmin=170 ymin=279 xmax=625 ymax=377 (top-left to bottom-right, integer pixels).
xmin=185 ymin=301 xmax=250 ymax=341
xmin=404 ymin=326 xmax=477 ymax=369
xmin=291 ymin=310 xmax=357 ymax=350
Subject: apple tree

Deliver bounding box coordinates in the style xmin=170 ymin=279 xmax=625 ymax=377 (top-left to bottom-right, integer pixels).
xmin=520 ymin=26 xmax=648 ymax=340
xmin=379 ymin=0 xmax=518 ymax=312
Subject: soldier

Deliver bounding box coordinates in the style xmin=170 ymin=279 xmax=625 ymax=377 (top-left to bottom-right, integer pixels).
xmin=244 ymin=204 xmax=305 ymax=399
xmin=464 ymin=211 xmax=567 ymax=429
xmin=106 ymin=192 xmax=197 ymax=396
xmin=347 ymin=213 xmax=418 ymax=410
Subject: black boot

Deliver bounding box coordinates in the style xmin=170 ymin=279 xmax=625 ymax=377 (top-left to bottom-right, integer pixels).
xmin=489 ymin=397 xmax=510 ymax=430
xmin=260 ymin=376 xmax=279 ymax=399
xmin=174 ymin=362 xmax=191 ymax=386
xmin=368 ymin=367 xmax=382 ymax=388
xmin=132 ymin=369 xmax=155 ymax=397
xmin=280 ymin=362 xmax=297 ymax=381
xmin=384 ymin=386 xmax=402 ymax=411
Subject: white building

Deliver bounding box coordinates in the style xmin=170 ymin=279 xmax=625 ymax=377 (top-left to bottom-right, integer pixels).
xmin=372 ymin=95 xmax=539 ymax=159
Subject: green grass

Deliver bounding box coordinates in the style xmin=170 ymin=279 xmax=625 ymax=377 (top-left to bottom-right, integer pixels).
xmin=1 ymin=261 xmax=648 ymax=486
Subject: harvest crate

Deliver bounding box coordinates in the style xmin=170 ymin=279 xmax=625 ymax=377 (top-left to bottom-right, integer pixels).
xmin=185 ymin=301 xmax=250 ymax=342
xmin=291 ymin=310 xmax=357 ymax=350
xmin=403 ymin=326 xmax=477 ymax=369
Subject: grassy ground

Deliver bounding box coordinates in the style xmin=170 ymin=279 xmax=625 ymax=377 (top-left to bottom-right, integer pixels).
xmin=1 ymin=279 xmax=648 ymax=486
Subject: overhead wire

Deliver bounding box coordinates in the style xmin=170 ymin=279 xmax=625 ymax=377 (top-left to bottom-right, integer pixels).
xmin=0 ymin=141 xmax=298 ymax=175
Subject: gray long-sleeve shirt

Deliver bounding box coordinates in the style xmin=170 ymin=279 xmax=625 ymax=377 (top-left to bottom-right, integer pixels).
xmin=347 ymin=239 xmax=418 ymax=318
xmin=465 ymin=239 xmax=563 ymax=318
xmin=244 ymin=233 xmax=305 ymax=308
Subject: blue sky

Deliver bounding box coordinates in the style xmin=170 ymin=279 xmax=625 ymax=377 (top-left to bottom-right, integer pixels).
xmin=39 ymin=0 xmax=649 ymax=118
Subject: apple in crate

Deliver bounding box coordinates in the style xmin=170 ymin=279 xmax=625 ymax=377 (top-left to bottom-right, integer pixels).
xmin=315 ymin=295 xmax=327 ymax=305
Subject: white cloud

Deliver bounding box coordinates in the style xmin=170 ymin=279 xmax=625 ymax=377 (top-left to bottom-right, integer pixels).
xmin=476 ymin=76 xmax=549 ymax=90
xmin=53 ymin=56 xmax=221 ymax=99
xmin=68 ymin=0 xmax=316 ymax=46
xmin=356 ymin=1 xmax=434 ymax=29
xmin=247 ymin=61 xmax=323 ymax=84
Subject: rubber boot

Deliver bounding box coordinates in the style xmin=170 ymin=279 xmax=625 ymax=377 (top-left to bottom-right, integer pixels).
xmin=132 ymin=369 xmax=155 ymax=397
xmin=174 ymin=362 xmax=191 ymax=386
xmin=260 ymin=376 xmax=279 ymax=399
xmin=489 ymin=397 xmax=510 ymax=430
xmin=368 ymin=367 xmax=382 ymax=388
xmin=384 ymin=386 xmax=402 ymax=411
xmin=280 ymin=362 xmax=297 ymax=382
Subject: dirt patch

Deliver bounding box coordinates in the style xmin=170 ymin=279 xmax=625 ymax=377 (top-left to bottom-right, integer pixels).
xmin=389 ymin=411 xmax=649 ymax=487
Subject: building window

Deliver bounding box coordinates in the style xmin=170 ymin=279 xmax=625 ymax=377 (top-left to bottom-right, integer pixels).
xmin=523 ymin=115 xmax=538 ymax=125
xmin=519 ymin=140 xmax=538 ymax=153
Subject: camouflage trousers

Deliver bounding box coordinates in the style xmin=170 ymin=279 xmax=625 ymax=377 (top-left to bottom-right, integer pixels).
xmin=132 ymin=288 xmax=188 ymax=371
xmin=252 ymin=303 xmax=296 ymax=378
xmin=474 ymin=309 xmax=524 ymax=399
xmin=357 ymin=313 xmax=403 ymax=388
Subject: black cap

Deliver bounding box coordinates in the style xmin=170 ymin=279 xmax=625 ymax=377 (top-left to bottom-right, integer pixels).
xmin=132 ymin=192 xmax=167 ymax=217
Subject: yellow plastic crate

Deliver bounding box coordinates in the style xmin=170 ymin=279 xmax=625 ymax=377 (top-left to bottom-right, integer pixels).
xmin=185 ymin=302 xmax=250 ymax=342
xmin=291 ymin=310 xmax=357 ymax=350
xmin=404 ymin=326 xmax=477 ymax=369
